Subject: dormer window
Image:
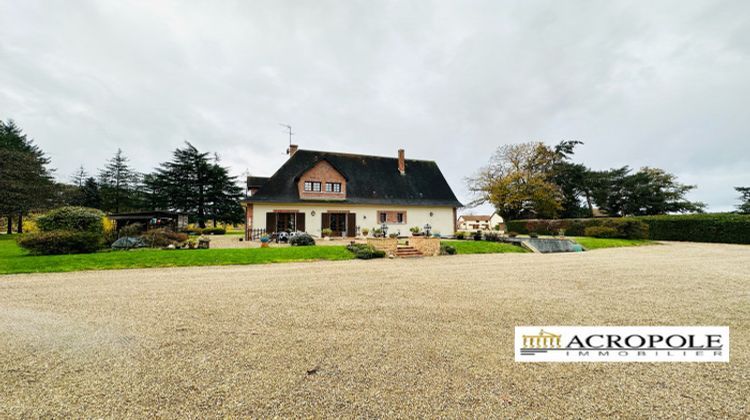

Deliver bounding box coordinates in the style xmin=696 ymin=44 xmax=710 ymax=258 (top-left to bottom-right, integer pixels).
xmin=326 ymin=182 xmax=341 ymax=193
xmin=304 ymin=181 xmax=321 ymax=192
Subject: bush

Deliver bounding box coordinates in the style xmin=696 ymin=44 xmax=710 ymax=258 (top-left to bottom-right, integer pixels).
xmin=182 ymin=225 xmax=203 ymax=235
xmin=454 ymin=231 xmax=466 ymax=240
xmin=440 ymin=244 xmax=457 ymax=255
xmin=202 ymin=227 xmax=226 ymax=235
xmin=119 ymin=223 xmax=144 ymax=238
xmin=17 ymin=231 xmax=103 ymax=255
xmin=141 ymin=228 xmax=189 ymax=248
xmin=289 ymin=233 xmax=315 ymax=246
xmin=529 ymin=232 xmax=539 ymax=238
xmin=484 ymin=232 xmax=501 ymax=242
xmin=346 ymin=243 xmax=385 ymax=259
xmin=36 ymin=206 xmax=105 ymax=234
xmin=473 ymin=230 xmax=482 ymax=241
xmin=321 ymin=228 xmax=333 ymax=237
xmin=388 ymin=233 xmax=399 ymax=238
xmin=508 ymin=231 xmax=518 ymax=238
xmin=508 ymin=218 xmax=649 ymax=239
xmin=584 ymin=226 xmax=619 ymax=238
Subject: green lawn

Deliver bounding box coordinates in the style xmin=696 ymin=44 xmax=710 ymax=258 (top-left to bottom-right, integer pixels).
xmin=570 ymin=237 xmax=655 ymax=250
xmin=0 ymin=236 xmax=354 ymax=275
xmin=441 ymin=240 xmax=529 ymax=254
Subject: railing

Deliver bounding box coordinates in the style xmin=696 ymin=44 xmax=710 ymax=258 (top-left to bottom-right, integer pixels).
xmin=248 ymin=228 xmax=267 ymax=241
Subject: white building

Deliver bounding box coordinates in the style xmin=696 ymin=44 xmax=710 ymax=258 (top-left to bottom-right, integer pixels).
xmin=242 ymin=146 xmax=462 ymax=239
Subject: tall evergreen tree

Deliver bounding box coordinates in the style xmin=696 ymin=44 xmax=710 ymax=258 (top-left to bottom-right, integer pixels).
xmin=153 ymin=142 xmax=242 ymax=227
xmin=0 ymin=119 xmax=55 ymax=233
xmin=98 ymin=149 xmax=140 ymax=213
xmin=735 ymin=187 xmax=750 ymax=214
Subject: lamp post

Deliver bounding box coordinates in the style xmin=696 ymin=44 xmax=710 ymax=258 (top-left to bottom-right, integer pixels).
xmin=381 ymin=222 xmax=388 ymax=238
xmin=424 ymin=223 xmax=432 ymax=237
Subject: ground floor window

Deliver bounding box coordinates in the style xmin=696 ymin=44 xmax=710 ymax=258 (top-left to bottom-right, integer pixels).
xmin=378 ymin=211 xmax=407 ymax=224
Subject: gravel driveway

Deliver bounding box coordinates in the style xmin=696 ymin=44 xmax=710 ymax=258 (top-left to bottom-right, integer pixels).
xmin=1 ymin=242 xmax=748 ymax=418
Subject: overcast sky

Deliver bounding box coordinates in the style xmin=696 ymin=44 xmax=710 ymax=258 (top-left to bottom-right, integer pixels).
xmin=2 ymin=0 xmax=748 ymax=212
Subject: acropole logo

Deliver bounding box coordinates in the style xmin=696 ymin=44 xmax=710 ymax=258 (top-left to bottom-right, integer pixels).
xmin=515 ymin=326 xmax=729 ymax=362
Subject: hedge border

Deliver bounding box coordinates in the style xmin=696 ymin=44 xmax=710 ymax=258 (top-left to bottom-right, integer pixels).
xmin=506 ymin=213 xmax=750 ymax=244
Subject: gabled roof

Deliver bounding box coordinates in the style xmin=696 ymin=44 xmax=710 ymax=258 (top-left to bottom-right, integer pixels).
xmin=245 ymin=149 xmax=462 ymax=207
xmin=246 ymin=176 xmax=270 ymax=188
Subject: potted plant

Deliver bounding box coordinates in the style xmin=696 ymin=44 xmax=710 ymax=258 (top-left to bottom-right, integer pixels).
xmin=260 ymin=235 xmax=270 ymax=248
xmin=409 ymin=226 xmax=421 ymax=236
xmin=361 ymin=227 xmax=370 ymax=237
xmin=321 ymin=228 xmax=333 ymax=239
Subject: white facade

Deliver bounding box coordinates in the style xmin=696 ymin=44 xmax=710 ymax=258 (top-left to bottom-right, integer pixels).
xmin=457 ymin=213 xmax=504 ymax=231
xmin=247 ymin=202 xmax=456 ymax=238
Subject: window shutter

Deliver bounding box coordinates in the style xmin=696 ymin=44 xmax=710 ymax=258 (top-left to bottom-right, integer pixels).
xmin=296 ymin=212 xmax=305 ymax=232
xmin=266 ymin=212 xmax=277 ymax=234
xmin=321 ymin=213 xmax=330 ymax=230
xmin=347 ymin=213 xmax=356 ymax=237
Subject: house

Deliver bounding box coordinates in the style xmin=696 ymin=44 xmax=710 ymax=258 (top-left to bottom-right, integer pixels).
xmin=242 ymin=145 xmax=462 ymax=239
xmin=457 ymin=213 xmax=504 ymax=231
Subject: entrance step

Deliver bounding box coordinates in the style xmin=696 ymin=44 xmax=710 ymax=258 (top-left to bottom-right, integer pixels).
xmin=395 ymin=246 xmax=423 ymax=258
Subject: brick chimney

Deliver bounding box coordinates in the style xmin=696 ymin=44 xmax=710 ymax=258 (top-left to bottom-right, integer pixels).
xmin=398 ymin=149 xmax=405 ymax=175
xmin=287 ymin=144 xmax=298 ymax=157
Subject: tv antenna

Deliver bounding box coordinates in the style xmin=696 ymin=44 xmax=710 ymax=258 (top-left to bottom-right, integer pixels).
xmin=279 ymin=123 xmax=294 ymax=147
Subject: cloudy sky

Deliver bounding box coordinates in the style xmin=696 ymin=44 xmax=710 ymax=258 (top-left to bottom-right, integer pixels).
xmin=1 ymin=0 xmax=748 ymax=212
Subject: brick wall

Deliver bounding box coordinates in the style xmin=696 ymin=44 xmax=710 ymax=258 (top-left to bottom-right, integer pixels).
xmin=367 ymin=238 xmax=398 ymax=256
xmin=409 ymin=237 xmax=440 ymax=256
xmin=297 ymin=160 xmax=347 ymax=200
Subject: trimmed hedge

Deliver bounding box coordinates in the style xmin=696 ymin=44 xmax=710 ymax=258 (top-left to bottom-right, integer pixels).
xmin=507 ymin=213 xmax=750 ymax=244
xmin=17 ymin=231 xmax=103 ymax=255
xmin=37 ymin=206 xmax=105 ymax=234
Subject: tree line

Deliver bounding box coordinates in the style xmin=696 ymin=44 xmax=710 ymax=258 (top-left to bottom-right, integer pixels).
xmin=467 ymin=140 xmax=750 ymax=221
xmin=1 ymin=119 xmax=244 ymax=233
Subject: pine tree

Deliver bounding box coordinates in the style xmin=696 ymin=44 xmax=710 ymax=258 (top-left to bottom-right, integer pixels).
xmin=152 ymin=142 xmax=243 ymax=227
xmin=98 ymin=149 xmax=140 ymax=213
xmin=0 ymin=120 xmax=55 ymax=233
xmin=736 ymin=187 xmax=750 ymax=214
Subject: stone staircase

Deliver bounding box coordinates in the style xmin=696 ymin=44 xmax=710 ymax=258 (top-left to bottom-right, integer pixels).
xmin=395 ymin=245 xmax=423 ymax=258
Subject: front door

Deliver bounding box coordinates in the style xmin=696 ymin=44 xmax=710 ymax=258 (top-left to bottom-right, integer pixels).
xmin=329 ymin=213 xmax=346 ymax=236
xmin=276 ymin=213 xmax=295 ymax=232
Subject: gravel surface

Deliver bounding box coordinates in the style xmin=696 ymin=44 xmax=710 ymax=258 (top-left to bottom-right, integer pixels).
xmin=1 ymin=242 xmax=748 ymax=418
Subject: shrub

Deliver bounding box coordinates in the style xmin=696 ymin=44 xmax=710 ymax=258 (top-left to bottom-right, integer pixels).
xmin=289 ymin=233 xmax=315 ymax=246
xmin=484 ymin=232 xmax=501 ymax=242
xmin=440 ymin=244 xmax=457 ymax=255
xmin=141 ymin=228 xmax=189 ymax=248
xmin=372 ymin=228 xmax=383 ymax=237
xmin=473 ymin=230 xmax=482 ymax=241
xmin=321 ymin=228 xmax=333 ymax=237
xmin=584 ymin=226 xmax=619 ymax=238
xmin=346 ymin=243 xmax=386 ymax=259
xmin=454 ymin=231 xmax=466 ymax=240
xmin=388 ymin=233 xmax=399 ymax=238
xmin=508 ymin=232 xmax=518 ymax=238
xmin=17 ymin=231 xmax=103 ymax=255
xmin=36 ymin=206 xmax=105 ymax=234
xmin=119 ymin=223 xmax=144 ymax=238
xmin=529 ymin=232 xmax=539 ymax=238
xmin=182 ymin=225 xmax=203 ymax=235
xmin=202 ymin=227 xmax=226 ymax=235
